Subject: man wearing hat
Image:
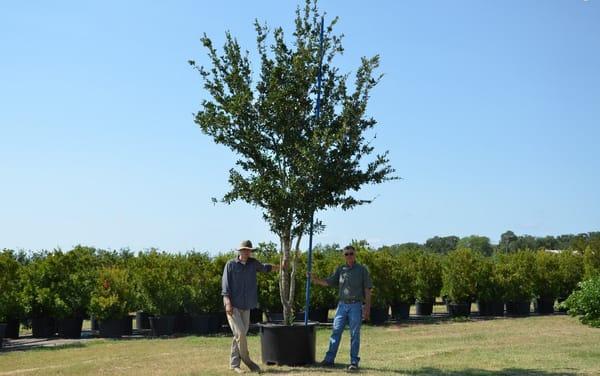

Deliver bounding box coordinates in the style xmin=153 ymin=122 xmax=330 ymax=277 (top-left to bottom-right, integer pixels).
xmin=308 ymin=245 xmax=372 ymax=372
xmin=222 ymin=240 xmax=284 ymax=374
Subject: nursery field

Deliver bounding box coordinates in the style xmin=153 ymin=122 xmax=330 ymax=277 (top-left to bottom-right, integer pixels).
xmin=1 ymin=315 xmax=598 ymax=376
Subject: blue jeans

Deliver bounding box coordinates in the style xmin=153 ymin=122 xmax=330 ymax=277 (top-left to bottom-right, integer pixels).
xmin=324 ymin=302 xmax=362 ymax=365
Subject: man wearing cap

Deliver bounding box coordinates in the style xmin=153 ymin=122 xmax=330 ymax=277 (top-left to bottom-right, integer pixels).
xmin=222 ymin=240 xmax=283 ymax=374
xmin=308 ymin=245 xmax=373 ymax=372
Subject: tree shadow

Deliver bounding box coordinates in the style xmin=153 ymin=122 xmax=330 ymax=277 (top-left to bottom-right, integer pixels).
xmin=1 ymin=340 xmax=87 ymax=353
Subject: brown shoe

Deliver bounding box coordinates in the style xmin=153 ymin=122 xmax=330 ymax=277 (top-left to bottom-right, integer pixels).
xmin=247 ymin=361 xmax=262 ymax=373
xmin=231 ymin=367 xmax=245 ymax=374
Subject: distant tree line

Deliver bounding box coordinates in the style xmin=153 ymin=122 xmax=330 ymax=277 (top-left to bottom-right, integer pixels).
xmin=376 ymin=231 xmax=600 ymax=256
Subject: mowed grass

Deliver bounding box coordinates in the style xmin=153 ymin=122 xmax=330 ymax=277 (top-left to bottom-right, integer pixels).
xmin=1 ymin=315 xmax=598 ymax=375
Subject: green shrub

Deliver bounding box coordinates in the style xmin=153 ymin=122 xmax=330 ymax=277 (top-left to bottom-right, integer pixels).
xmin=583 ymin=246 xmax=600 ymax=279
xmin=475 ymin=256 xmax=504 ymax=302
xmin=360 ymin=250 xmax=391 ymax=308
xmin=442 ymin=248 xmax=481 ymax=304
xmin=134 ymin=251 xmax=186 ymax=316
xmin=388 ymin=251 xmax=416 ymax=305
xmin=496 ymin=250 xmax=535 ymax=302
xmin=414 ymin=251 xmax=442 ymax=303
xmin=20 ymin=252 xmax=57 ymax=318
xmin=89 ymin=267 xmax=135 ymax=320
xmin=561 ymin=276 xmax=600 ymax=328
xmin=533 ymin=251 xmax=561 ymax=299
xmin=0 ymin=250 xmax=24 ymax=321
xmin=181 ymin=252 xmax=216 ymax=314
xmin=557 ymin=250 xmax=584 ymax=299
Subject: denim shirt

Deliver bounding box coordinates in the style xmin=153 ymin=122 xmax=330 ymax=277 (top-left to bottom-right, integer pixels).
xmin=221 ymin=257 xmax=272 ymax=310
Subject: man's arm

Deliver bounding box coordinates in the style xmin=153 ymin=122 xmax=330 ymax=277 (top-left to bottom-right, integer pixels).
xmin=362 ymin=288 xmax=372 ymax=321
xmin=307 ymin=272 xmax=330 ymax=287
xmin=221 ymin=262 xmax=233 ymax=316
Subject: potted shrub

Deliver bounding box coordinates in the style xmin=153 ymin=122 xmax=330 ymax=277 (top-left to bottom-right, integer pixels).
xmin=388 ymin=251 xmax=416 ymax=320
xmin=21 ymin=252 xmax=59 ymax=337
xmin=414 ymin=252 xmax=442 ymax=316
xmin=475 ymin=256 xmax=504 ymax=316
xmin=556 ymin=250 xmax=584 ymax=311
xmin=360 ymin=251 xmax=390 ymax=325
xmin=533 ymin=251 xmax=561 ymax=314
xmin=304 ymin=252 xmax=337 ymax=323
xmin=442 ymin=248 xmax=481 ymax=317
xmin=497 ymin=250 xmax=535 ymax=316
xmin=583 ymin=246 xmax=600 ymax=279
xmin=51 ymin=247 xmax=99 ymax=338
xmin=0 ymin=250 xmax=24 ymax=339
xmin=89 ymin=267 xmax=135 ymax=338
xmin=136 ymin=251 xmax=186 ymax=336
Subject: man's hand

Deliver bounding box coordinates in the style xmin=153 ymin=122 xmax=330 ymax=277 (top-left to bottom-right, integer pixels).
xmin=362 ymin=305 xmax=370 ymax=322
xmin=225 ymin=302 xmax=233 ymax=316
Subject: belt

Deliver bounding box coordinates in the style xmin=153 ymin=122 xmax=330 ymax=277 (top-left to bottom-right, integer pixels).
xmin=341 ymin=299 xmax=362 ymax=304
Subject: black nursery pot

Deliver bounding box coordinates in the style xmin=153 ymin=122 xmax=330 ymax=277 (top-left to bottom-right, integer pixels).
xmin=0 ymin=323 xmax=6 ymax=348
xmin=187 ymin=313 xmax=211 ymax=335
xmin=149 ymin=315 xmax=176 ymax=336
xmin=369 ymin=306 xmax=389 ymax=325
xmin=391 ymin=302 xmax=411 ymax=320
xmin=5 ymin=318 xmax=20 ymax=339
xmin=250 ymin=308 xmax=263 ymax=324
xmin=31 ymin=317 xmax=56 ymax=338
xmin=136 ymin=311 xmax=151 ymax=330
xmin=447 ymin=302 xmax=471 ymax=317
xmin=259 ymin=322 xmax=317 ymax=366
xmin=57 ymin=317 xmax=84 ymax=339
xmin=534 ymin=297 xmax=555 ymax=315
xmin=99 ymin=317 xmax=131 ymax=338
xmin=415 ymin=301 xmax=434 ymax=316
xmin=477 ymin=301 xmax=505 ymax=316
xmin=505 ymin=300 xmax=531 ymax=317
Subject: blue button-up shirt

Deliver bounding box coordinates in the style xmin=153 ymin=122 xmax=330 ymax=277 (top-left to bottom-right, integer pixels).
xmin=221 ymin=257 xmax=272 ymax=310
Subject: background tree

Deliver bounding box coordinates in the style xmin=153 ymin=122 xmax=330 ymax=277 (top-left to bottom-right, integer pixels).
xmin=456 ymin=235 xmax=493 ymax=256
xmin=424 ymin=235 xmax=459 ymax=254
xmin=190 ymin=0 xmax=396 ymax=323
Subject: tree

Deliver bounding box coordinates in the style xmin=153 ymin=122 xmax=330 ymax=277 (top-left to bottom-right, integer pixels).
xmin=424 ymin=236 xmax=459 ymax=254
xmin=456 ymin=235 xmax=493 ymax=256
xmin=499 ymin=230 xmax=518 ymax=253
xmin=190 ymin=0 xmax=396 ymax=323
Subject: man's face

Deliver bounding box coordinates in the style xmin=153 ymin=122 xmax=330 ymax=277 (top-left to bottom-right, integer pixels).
xmin=239 ymin=248 xmax=252 ymax=261
xmin=343 ymin=248 xmax=356 ymax=265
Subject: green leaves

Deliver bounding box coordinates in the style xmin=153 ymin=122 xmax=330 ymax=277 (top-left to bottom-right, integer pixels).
xmin=192 ymin=0 xmax=396 ymax=240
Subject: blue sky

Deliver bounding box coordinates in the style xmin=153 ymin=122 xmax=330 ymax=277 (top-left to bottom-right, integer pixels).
xmin=1 ymin=1 xmax=598 ymax=254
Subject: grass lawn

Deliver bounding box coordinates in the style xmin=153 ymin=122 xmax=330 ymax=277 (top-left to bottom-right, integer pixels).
xmin=0 ymin=315 xmax=598 ymax=375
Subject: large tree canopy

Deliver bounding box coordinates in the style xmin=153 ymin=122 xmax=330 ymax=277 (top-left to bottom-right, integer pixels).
xmin=190 ymin=0 xmax=396 ymax=323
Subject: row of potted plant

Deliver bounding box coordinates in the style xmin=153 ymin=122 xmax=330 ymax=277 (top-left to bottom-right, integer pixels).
xmin=1 ymin=245 xmax=595 ymax=339
xmin=356 ymin=247 xmax=586 ymax=321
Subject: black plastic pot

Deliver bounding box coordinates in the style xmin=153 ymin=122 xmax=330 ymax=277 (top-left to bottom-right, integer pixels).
xmin=149 ymin=315 xmax=176 ymax=336
xmin=4 ymin=318 xmax=20 ymax=339
xmin=534 ymin=297 xmax=555 ymax=315
xmin=99 ymin=317 xmax=128 ymax=338
xmin=506 ymin=300 xmax=531 ymax=316
xmin=369 ymin=306 xmax=389 ymax=325
xmin=187 ymin=313 xmax=211 ymax=335
xmin=31 ymin=317 xmax=56 ymax=338
xmin=259 ymin=322 xmax=317 ymax=366
xmin=447 ymin=302 xmax=471 ymax=317
xmin=57 ymin=317 xmax=84 ymax=339
xmin=136 ymin=311 xmax=151 ymax=330
xmin=391 ymin=302 xmax=411 ymax=320
xmin=477 ymin=300 xmax=505 ymax=316
xmin=90 ymin=316 xmax=99 ymax=331
xmin=174 ymin=312 xmax=189 ymax=333
xmin=0 ymin=323 xmax=6 ymax=349
xmin=309 ymin=307 xmax=329 ymax=323
xmin=415 ymin=301 xmax=434 ymax=316
xmin=250 ymin=308 xmax=263 ymax=324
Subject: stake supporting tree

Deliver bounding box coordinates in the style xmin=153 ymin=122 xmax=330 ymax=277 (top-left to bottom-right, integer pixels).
xmin=304 ymin=15 xmax=325 ymax=326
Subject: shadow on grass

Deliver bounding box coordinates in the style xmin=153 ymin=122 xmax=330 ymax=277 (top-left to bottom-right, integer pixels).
xmin=1 ymin=340 xmax=87 ymax=353
xmin=261 ymin=365 xmax=578 ymax=375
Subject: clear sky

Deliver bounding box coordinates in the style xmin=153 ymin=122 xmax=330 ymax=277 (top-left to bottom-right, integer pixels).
xmin=1 ymin=1 xmax=598 ymax=254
